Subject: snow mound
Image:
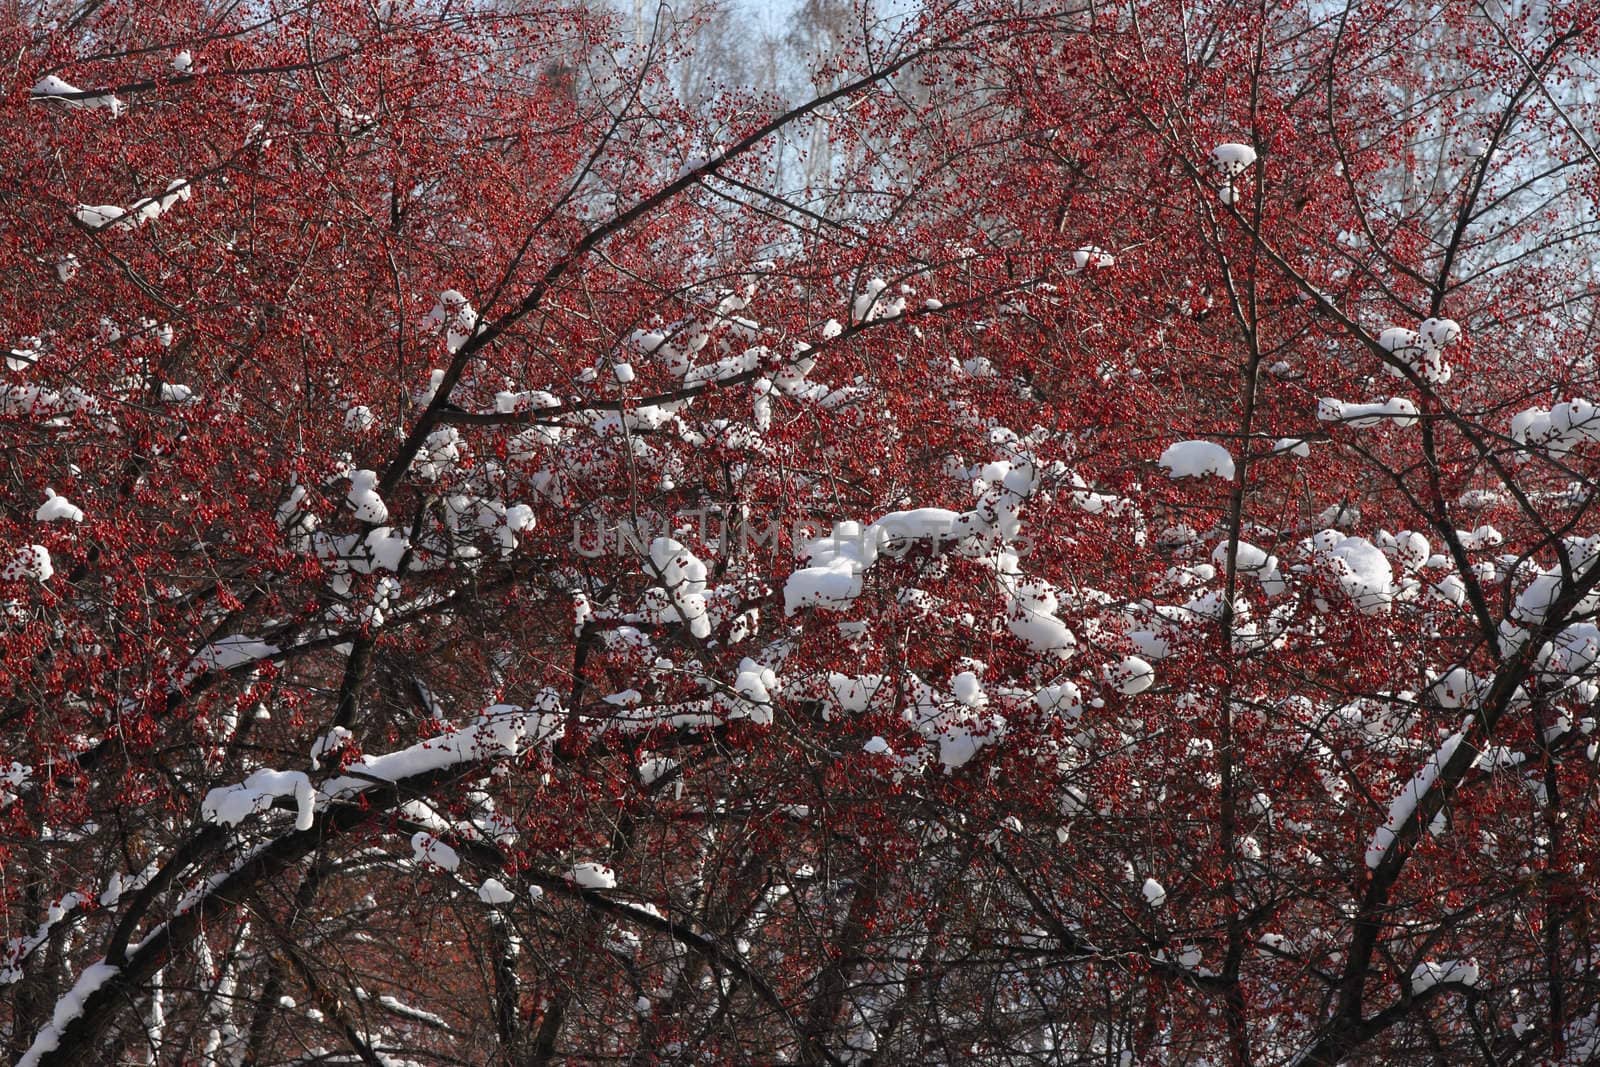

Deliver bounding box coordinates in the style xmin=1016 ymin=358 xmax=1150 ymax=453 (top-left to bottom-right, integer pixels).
xmin=478 ymin=878 xmax=515 ymax=905
xmin=1316 ymin=532 xmax=1394 ymax=614
xmin=4 ymin=545 xmax=53 ymax=582
xmin=202 ymin=769 xmax=315 ymax=831
xmin=568 ymin=862 xmax=616 ymax=889
xmin=35 ymin=489 xmax=83 ymax=523
xmin=1210 ymin=142 xmax=1257 ymax=174
xmin=411 ymin=832 xmax=460 ymax=871
xmin=1159 ymin=440 xmax=1235 ymax=480
xmin=1318 ymin=397 xmax=1419 ymax=429
xmin=346 ymin=469 xmax=388 ymax=524
xmin=1409 ymin=959 xmax=1480 ymax=994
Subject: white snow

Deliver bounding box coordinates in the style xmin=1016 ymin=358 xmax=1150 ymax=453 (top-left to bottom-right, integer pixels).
xmin=1377 ymin=318 xmax=1459 ymax=384
xmin=74 ymin=179 xmax=191 ymax=232
xmin=478 ymin=878 xmax=515 ymax=905
xmin=6 ymin=338 xmax=42 ymax=372
xmin=410 ymin=426 xmax=462 ymax=481
xmin=309 ymin=726 xmax=353 ymax=770
xmin=411 ymin=832 xmax=460 ymax=871
xmin=1318 ymin=533 xmax=1394 ymax=613
xmin=424 ymin=290 xmax=480 ymax=353
xmin=1419 ymin=317 xmax=1461 ymax=349
xmin=98 ymin=863 xmax=156 ymax=908
xmin=1001 ymin=575 xmax=1076 ymax=656
xmin=1 ymin=761 xmax=31 ymax=809
xmin=642 ymin=537 xmax=712 ymax=638
xmin=852 ymin=278 xmax=906 ymax=322
xmin=16 ymin=961 xmax=120 ymax=1066
xmin=1257 ymin=933 xmax=1296 ymax=956
xmin=684 ymin=345 xmax=766 ymax=387
xmin=1069 ymin=246 xmax=1114 ymax=272
xmin=1318 ymin=397 xmax=1420 ymax=429
xmin=827 ymin=673 xmax=884 ymax=715
xmin=1511 ymin=398 xmax=1600 ymax=455
xmin=1211 ymin=142 xmax=1257 ymax=174
xmin=1158 ymin=440 xmax=1235 ymax=480
xmin=193 ymin=635 xmax=280 ymax=674
xmin=1430 ymin=667 xmax=1486 ymax=709
xmin=1033 ymin=680 xmax=1083 ymax=718
xmin=35 ymin=489 xmax=83 ymax=523
xmin=725 ymin=658 xmax=778 ymax=725
xmin=1211 ymin=143 xmax=1257 ymax=203
xmin=74 ymin=205 xmax=126 ymax=229
xmin=1366 ymin=730 xmax=1465 ymax=868
xmin=1409 ymin=959 xmax=1480 ymax=994
xmin=1213 ymin=539 xmax=1286 ymax=595
xmin=1105 ymin=656 xmax=1155 ymax=696
xmin=1142 ymin=877 xmax=1166 ymax=907
xmin=785 ymin=512 xmax=963 ymax=614
xmin=320 ymin=703 xmax=564 ymax=802
xmin=1430 ymin=574 xmax=1467 ymax=606
xmin=377 ymin=994 xmax=446 ymax=1027
xmin=952 ymin=671 xmax=985 ymax=707
xmin=639 ymin=755 xmax=679 ymax=786
xmin=1271 ymin=437 xmax=1310 ymax=458
xmin=936 ymin=712 xmax=1005 ymax=769
xmin=202 ymin=769 xmax=315 ymax=831
xmin=358 ymin=526 xmax=410 ymax=572
xmin=3 ymin=545 xmax=53 ymax=582
xmin=567 ymin=862 xmax=617 ymax=889
xmin=784 ymin=484 xmax=1037 ymax=615
xmin=346 ymin=469 xmax=388 ymax=524
xmin=30 ymin=74 xmax=125 ymax=116
xmin=1393 ymin=530 xmax=1430 ymax=571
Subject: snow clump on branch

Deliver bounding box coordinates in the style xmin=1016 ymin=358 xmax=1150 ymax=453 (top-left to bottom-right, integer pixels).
xmin=1158 ymin=440 xmax=1235 ymax=480
xmin=1210 ymin=142 xmax=1257 ymax=205
xmin=74 ymin=179 xmax=192 ymax=232
xmin=1379 ymin=317 xmax=1461 ymax=385
xmin=30 ymin=74 xmax=125 ymax=117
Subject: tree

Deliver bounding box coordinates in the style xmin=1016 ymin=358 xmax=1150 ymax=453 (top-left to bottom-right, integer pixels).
xmin=4 ymin=0 xmax=1600 ymax=1064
